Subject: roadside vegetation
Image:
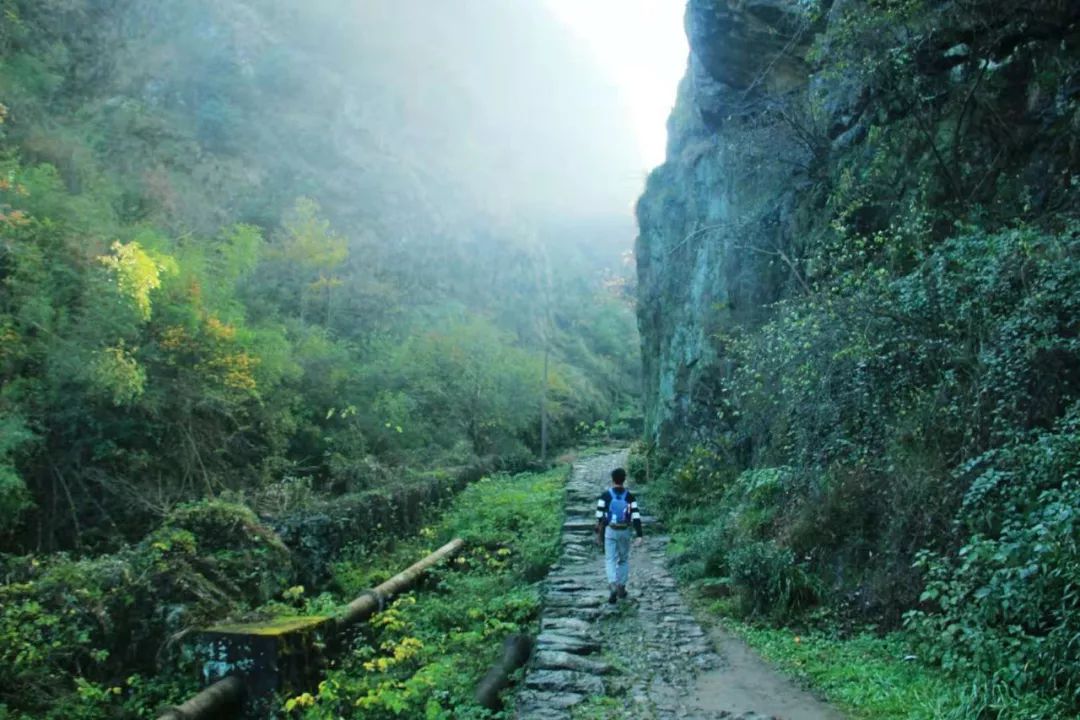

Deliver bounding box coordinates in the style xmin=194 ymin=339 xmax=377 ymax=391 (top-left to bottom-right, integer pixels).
xmin=632 ymin=0 xmax=1080 ymax=716
xmin=702 ymin=605 xmax=1065 ymax=720
xmin=0 ymin=466 xmax=566 ymax=719
xmin=0 ymin=0 xmax=640 ymax=556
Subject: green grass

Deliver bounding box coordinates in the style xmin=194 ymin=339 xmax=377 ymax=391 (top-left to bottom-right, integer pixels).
xmin=723 ymin=620 xmax=963 ymax=719
xmin=704 ymin=605 xmax=1071 ymax=720
xmin=569 ymin=696 xmax=627 ymax=719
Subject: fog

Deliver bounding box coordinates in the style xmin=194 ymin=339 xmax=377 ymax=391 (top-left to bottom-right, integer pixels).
xmin=195 ymin=0 xmax=650 ymax=259
xmin=344 ymin=1 xmax=645 ymax=221
xmin=0 ymin=1 xmax=659 ymax=698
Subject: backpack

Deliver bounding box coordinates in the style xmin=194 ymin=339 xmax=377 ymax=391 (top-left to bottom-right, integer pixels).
xmin=606 ymin=488 xmax=631 ymax=526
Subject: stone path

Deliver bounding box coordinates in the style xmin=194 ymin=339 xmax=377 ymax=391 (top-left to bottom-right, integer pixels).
xmin=515 ymin=451 xmax=844 ymax=720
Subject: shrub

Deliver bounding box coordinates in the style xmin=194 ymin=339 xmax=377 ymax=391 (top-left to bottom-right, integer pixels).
xmin=905 ymin=405 xmax=1080 ymax=715
xmin=274 ymin=464 xmax=487 ymax=588
xmin=729 ymin=541 xmax=820 ymax=617
xmin=0 ymin=500 xmax=294 ymax=718
xmin=625 ymin=441 xmax=650 ymax=484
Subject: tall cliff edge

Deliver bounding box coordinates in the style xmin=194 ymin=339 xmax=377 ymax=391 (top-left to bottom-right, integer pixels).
xmin=637 ymin=0 xmax=1079 ymax=447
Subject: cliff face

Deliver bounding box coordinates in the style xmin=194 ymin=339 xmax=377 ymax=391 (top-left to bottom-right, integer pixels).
xmin=636 ymin=6 xmax=1080 ymax=704
xmin=636 ymin=0 xmax=1080 ymax=447
xmin=637 ymin=0 xmax=814 ymax=445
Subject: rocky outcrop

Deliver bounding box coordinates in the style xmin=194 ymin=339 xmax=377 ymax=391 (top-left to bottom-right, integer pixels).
xmin=635 ymin=0 xmax=1080 ymax=446
xmin=636 ymin=0 xmax=817 ymax=445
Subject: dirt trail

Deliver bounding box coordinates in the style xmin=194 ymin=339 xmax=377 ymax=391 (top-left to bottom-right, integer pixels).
xmin=515 ymin=452 xmax=845 ymax=720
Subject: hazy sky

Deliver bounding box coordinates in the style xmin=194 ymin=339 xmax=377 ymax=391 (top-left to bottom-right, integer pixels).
xmin=544 ymin=0 xmax=689 ymax=170
xmin=303 ymin=1 xmax=687 ymax=229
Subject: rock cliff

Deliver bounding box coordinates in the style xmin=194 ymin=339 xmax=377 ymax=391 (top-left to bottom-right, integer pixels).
xmin=636 ymin=0 xmax=1080 ymax=447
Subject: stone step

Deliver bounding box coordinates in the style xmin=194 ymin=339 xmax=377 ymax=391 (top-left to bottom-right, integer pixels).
xmin=535 ymin=632 xmax=601 ymax=655
xmin=532 ymin=649 xmax=612 ymax=675
xmin=517 ymin=689 xmax=584 ymax=717
xmin=544 ymin=593 xmax=605 ymax=609
xmin=540 ymin=616 xmax=592 ymax=633
xmin=525 ymin=669 xmax=604 ymax=696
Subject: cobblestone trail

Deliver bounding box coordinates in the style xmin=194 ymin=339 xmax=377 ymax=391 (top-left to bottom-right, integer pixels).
xmin=516 ymin=452 xmax=844 ymax=720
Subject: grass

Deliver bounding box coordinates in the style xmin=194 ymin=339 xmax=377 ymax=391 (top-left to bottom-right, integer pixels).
xmin=694 ymin=598 xmax=1071 ymax=720
xmin=570 ymin=696 xmax=627 ymax=719
xmin=720 ymin=618 xmax=964 ymax=719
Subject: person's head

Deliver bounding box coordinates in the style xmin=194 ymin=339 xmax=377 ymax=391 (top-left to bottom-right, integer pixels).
xmin=611 ymin=468 xmax=627 ymax=486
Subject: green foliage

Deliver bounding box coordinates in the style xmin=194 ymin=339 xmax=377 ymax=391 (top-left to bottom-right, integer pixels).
xmin=649 ymin=1 xmax=1079 ymax=707
xmin=905 ymin=406 xmax=1080 ymax=716
xmin=0 ymin=134 xmax=625 ymax=550
xmin=662 ymin=461 xmax=819 ymax=617
xmin=625 ymin=441 xmax=650 ymax=484
xmin=641 ymin=0 xmax=1079 ymax=715
xmin=659 ymin=221 xmax=1080 ymax=712
xmin=0 ymin=0 xmax=641 ymax=554
xmin=89 ymin=342 xmax=146 ymax=405
xmin=708 ymin=222 xmax=1080 ymax=606
xmin=0 ymin=413 xmax=34 ymax=533
xmin=276 ymin=469 xmax=476 ymax=589
xmin=728 ymin=541 xmax=821 ymax=617
xmin=363 ymin=318 xmax=546 ymax=460
xmin=0 ymin=499 xmax=298 ymax=718
xmin=292 ymin=467 xmax=566 ymax=719
xmin=0 ymin=0 xmax=639 ymax=714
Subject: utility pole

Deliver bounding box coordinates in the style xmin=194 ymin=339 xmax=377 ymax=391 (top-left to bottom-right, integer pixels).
xmin=540 ymin=343 xmax=549 ymax=464
xmin=534 ymin=236 xmax=554 ymax=466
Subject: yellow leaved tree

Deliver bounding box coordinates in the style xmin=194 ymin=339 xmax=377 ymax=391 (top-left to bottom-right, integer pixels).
xmin=97 ymin=240 xmax=177 ymax=320
xmin=277 ymin=198 xmax=348 ymax=325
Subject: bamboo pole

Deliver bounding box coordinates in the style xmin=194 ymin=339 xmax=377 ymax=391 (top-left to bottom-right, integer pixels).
xmin=335 ymin=537 xmax=465 ymax=628
xmin=156 ymin=675 xmax=244 ymax=720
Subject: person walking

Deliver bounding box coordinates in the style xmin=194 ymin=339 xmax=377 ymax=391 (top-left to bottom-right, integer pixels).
xmin=595 ymin=467 xmax=643 ymax=604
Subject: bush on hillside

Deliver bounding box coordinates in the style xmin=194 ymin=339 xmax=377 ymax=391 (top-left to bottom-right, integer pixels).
xmin=905 ymin=406 xmax=1080 ymax=715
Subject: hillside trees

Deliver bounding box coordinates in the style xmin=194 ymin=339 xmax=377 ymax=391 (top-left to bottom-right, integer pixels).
xmin=0 ymin=1 xmax=642 ymax=715
xmin=0 ymin=0 xmax=641 ymax=553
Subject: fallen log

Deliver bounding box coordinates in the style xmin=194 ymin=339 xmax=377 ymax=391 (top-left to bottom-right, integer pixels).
xmin=156 ymin=675 xmax=244 ymax=720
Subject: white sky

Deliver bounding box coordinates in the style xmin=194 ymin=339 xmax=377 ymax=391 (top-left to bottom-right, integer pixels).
xmin=544 ymin=0 xmax=689 ymax=171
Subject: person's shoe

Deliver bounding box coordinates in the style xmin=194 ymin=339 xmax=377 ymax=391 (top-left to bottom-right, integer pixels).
xmin=608 ymin=584 xmax=618 ymax=604
xmin=616 ymin=584 xmax=628 ymax=599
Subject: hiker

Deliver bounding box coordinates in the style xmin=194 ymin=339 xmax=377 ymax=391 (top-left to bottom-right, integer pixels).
xmin=595 ymin=467 xmax=643 ymax=604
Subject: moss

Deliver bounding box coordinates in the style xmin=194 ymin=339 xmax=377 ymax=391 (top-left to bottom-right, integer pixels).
xmin=206 ymin=616 xmax=328 ymax=637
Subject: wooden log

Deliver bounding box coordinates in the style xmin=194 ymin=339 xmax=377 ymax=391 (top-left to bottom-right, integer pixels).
xmin=156 ymin=675 xmax=244 ymax=720
xmin=474 ymin=634 xmax=534 ymax=710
